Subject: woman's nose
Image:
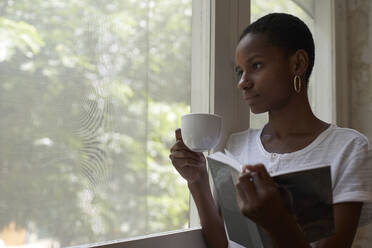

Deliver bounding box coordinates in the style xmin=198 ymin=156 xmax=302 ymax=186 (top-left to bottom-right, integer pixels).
xmin=237 ymin=72 xmax=253 ymax=90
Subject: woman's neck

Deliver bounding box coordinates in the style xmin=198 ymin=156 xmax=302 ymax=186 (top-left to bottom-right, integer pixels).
xmin=265 ymin=95 xmax=328 ymax=138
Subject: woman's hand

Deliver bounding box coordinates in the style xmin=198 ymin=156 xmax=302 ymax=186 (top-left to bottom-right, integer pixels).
xmin=235 ymin=164 xmax=293 ymax=231
xmin=169 ymin=128 xmax=207 ymax=184
xmin=170 ymin=129 xmax=228 ymax=248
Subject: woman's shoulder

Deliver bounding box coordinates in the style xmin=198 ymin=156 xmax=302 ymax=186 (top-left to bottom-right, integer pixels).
xmin=326 ymin=125 xmax=370 ymax=147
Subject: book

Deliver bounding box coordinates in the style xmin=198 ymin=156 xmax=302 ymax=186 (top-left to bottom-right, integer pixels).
xmin=207 ymin=151 xmax=334 ymax=248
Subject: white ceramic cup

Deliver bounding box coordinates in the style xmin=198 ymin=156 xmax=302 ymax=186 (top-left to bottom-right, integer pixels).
xmin=181 ymin=113 xmax=222 ymax=152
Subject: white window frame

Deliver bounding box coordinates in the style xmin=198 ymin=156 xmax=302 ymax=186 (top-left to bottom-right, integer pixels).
xmin=311 ymin=0 xmax=348 ymax=126
xmin=312 ymin=0 xmax=336 ymax=123
xmin=189 ymin=0 xmax=251 ymax=227
xmin=70 ymin=0 xmax=346 ymax=247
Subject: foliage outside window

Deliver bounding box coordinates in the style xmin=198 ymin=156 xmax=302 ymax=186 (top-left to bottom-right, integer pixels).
xmin=0 ymin=0 xmax=192 ymax=247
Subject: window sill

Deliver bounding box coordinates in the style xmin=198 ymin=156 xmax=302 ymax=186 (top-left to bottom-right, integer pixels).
xmin=67 ymin=227 xmax=207 ymax=248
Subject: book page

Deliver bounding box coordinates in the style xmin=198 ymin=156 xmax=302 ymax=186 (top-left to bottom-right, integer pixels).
xmin=272 ymin=165 xmax=334 ymax=242
xmin=208 ymin=151 xmax=242 ymax=172
xmin=207 ymin=151 xmax=334 ymax=243
xmin=207 ymin=156 xmax=263 ymax=248
xmin=271 ymin=164 xmax=330 ymax=177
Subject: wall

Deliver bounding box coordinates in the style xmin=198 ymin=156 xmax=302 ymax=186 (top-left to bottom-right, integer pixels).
xmin=347 ymin=0 xmax=372 ymax=247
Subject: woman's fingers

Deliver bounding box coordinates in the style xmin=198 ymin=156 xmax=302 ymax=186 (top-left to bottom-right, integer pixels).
xmin=237 ymin=164 xmax=281 ymax=210
xmin=236 ymin=164 xmax=290 ymax=230
xmin=170 ymin=150 xmax=203 ymax=162
xmin=243 ymin=164 xmax=272 ymax=181
xmin=237 ymin=172 xmax=256 ymax=195
xmin=170 ymin=157 xmax=201 ymax=168
xmin=244 ymin=165 xmax=277 ymax=194
xmin=175 ymin=128 xmax=182 ymax=141
xmin=240 ymin=164 xmax=272 ymax=191
xmin=247 ymin=167 xmax=284 ymax=216
xmin=236 ymin=172 xmax=257 ymax=198
xmin=169 ymin=128 xmax=207 ymax=183
xmin=236 ymin=171 xmax=260 ymax=216
xmin=236 ymin=182 xmax=249 ymax=207
xmin=169 ymin=134 xmax=205 ymax=169
xmin=170 ymin=140 xmax=190 ymax=153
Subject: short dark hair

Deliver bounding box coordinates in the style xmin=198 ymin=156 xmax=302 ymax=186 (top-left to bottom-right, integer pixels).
xmin=240 ymin=13 xmax=315 ymax=84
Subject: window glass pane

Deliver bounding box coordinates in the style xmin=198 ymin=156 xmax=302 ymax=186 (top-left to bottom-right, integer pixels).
xmin=0 ymin=0 xmax=192 ymax=247
xmin=250 ymin=0 xmax=315 ymax=129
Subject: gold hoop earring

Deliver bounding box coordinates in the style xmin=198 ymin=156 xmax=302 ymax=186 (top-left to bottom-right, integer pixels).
xmin=294 ymin=75 xmax=301 ymax=93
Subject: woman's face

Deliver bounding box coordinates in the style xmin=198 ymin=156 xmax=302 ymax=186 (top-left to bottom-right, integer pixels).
xmin=235 ymin=33 xmax=295 ymax=114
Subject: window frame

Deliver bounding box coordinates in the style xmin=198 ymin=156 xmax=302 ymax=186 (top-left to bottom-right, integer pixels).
xmin=71 ymin=1 xmax=250 ymax=247
xmin=70 ymin=0 xmax=345 ymax=247
xmin=333 ymin=0 xmax=349 ymax=127
xmin=312 ymin=0 xmax=336 ymax=123
xmin=189 ymin=0 xmax=251 ymax=228
xmin=68 ymin=228 xmax=207 ymax=248
xmin=310 ymin=0 xmax=348 ymax=126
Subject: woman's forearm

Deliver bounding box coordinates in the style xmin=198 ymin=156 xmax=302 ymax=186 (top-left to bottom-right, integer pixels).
xmin=188 ymin=178 xmax=228 ymax=248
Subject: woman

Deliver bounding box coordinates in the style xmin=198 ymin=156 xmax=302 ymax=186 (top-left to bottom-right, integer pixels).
xmin=170 ymin=13 xmax=372 ymax=248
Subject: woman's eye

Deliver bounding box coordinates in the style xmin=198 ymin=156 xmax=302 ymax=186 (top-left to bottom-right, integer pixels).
xmin=237 ymin=70 xmax=243 ymax=79
xmin=234 ymin=66 xmax=243 ymax=79
xmin=252 ymin=63 xmax=262 ymax=70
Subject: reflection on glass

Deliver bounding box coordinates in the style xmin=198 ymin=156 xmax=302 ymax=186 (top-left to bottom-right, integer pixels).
xmin=250 ymin=0 xmax=315 ymax=129
xmin=0 ymin=0 xmax=192 ymax=247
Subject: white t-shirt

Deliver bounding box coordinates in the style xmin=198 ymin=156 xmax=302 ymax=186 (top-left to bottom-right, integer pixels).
xmin=224 ymin=124 xmax=372 ymax=247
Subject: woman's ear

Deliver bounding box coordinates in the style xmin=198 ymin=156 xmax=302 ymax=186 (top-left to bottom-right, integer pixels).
xmin=291 ymin=49 xmax=309 ymax=78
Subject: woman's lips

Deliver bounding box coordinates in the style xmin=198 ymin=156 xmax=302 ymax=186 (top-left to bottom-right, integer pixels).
xmin=244 ymin=94 xmax=259 ymax=104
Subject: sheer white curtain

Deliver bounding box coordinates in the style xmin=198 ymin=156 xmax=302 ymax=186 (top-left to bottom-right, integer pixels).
xmin=0 ymin=0 xmax=192 ymax=247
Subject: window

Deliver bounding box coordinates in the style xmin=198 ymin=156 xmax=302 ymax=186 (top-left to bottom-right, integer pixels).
xmin=0 ymin=0 xmax=192 ymax=247
xmin=0 ymin=0 xmax=337 ymax=247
